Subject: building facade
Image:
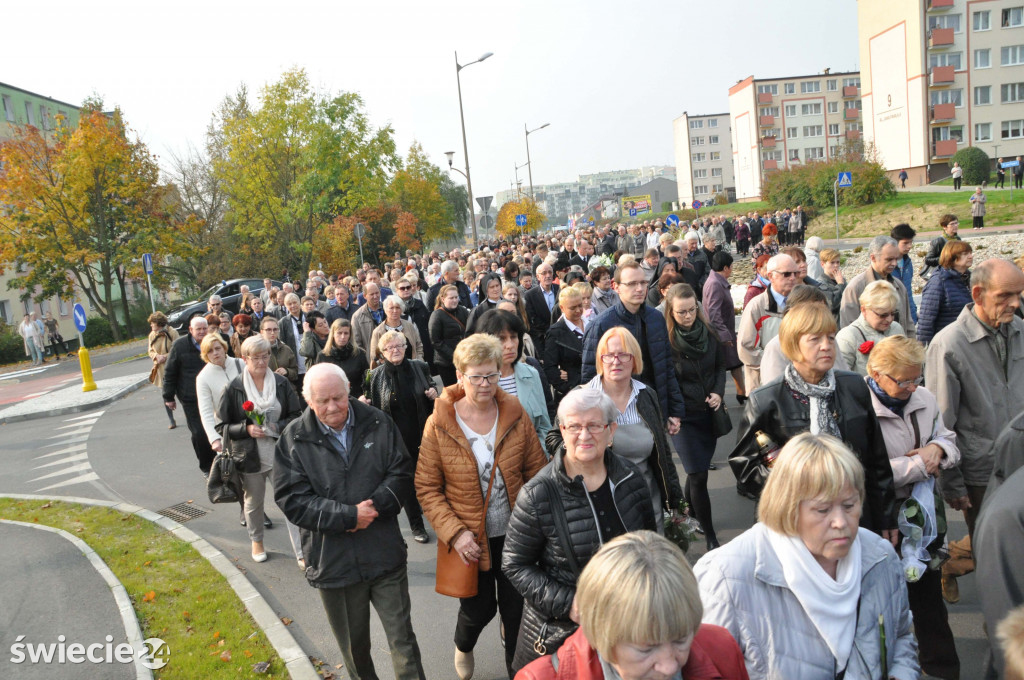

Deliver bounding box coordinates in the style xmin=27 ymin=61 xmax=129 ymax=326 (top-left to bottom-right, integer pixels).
xmin=672 ymin=112 xmax=734 ymax=208
xmin=729 ymin=71 xmax=863 ymax=201
xmin=859 ymin=0 xmax=1024 ymax=186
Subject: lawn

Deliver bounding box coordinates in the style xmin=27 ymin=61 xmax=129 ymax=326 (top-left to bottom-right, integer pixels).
xmin=0 ymin=499 xmax=287 ymax=678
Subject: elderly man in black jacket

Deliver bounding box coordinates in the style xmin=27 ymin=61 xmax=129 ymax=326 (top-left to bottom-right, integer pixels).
xmin=163 ymin=316 xmax=216 ymax=475
xmin=274 ymin=363 xmax=426 ymax=680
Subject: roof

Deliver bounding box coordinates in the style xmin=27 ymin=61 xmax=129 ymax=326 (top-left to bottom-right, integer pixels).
xmin=751 ymin=70 xmax=860 ymax=83
xmin=0 ymin=81 xmax=81 ymax=110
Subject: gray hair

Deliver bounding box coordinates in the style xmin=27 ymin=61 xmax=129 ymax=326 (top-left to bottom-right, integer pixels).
xmin=302 ymin=363 xmax=350 ymax=403
xmin=284 ymin=292 xmax=300 ymax=305
xmin=868 ymin=235 xmax=898 ymax=257
xmin=441 ymin=260 xmax=460 ymax=275
xmin=683 ymin=232 xmax=699 ymax=242
xmin=557 ymin=387 xmax=618 ymax=425
xmin=189 ymin=315 xmax=208 ymax=330
xmin=766 ymin=253 xmax=795 ymax=274
xmin=378 ymin=329 xmax=408 ymax=352
xmin=241 ymin=334 xmax=271 ymax=358
xmin=208 ymin=295 xmax=222 ymax=303
xmin=805 ymin=236 xmax=825 ymax=253
xmin=382 ymin=295 xmax=405 ymax=311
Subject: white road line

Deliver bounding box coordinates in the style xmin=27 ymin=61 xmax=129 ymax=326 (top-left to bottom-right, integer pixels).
xmin=0 ymin=367 xmax=51 ymax=380
xmin=47 ymin=429 xmax=91 ymax=439
xmin=63 ymin=411 xmax=105 ymax=422
xmin=39 ymin=435 xmax=90 ymax=446
xmin=36 ymin=472 xmax=100 ymax=491
xmin=22 ymin=391 xmax=51 ymax=399
xmin=30 ymin=462 xmax=93 ymax=482
xmin=34 ymin=444 xmax=87 ymax=459
xmin=55 ymin=420 xmax=98 ymax=430
xmin=33 ymin=453 xmax=89 ymax=469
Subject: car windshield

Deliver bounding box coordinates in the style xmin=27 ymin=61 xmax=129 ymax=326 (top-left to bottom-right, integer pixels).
xmin=197 ymin=284 xmax=221 ymax=301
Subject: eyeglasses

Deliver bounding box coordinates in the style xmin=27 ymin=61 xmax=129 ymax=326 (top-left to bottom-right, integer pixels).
xmin=463 ymin=372 xmax=500 ymax=385
xmin=563 ymin=423 xmax=610 ymax=436
xmin=675 ymin=307 xmax=698 ymax=317
xmin=248 ymin=354 xmax=270 ymax=364
xmin=617 ymin=280 xmax=647 ymax=288
xmin=262 ymin=327 xmax=279 ymax=333
xmin=870 ymin=309 xmax=896 ymax=319
xmin=382 ymin=345 xmax=405 ymax=354
xmin=884 ymin=373 xmax=923 ymax=389
xmin=600 ymin=352 xmax=633 ymax=364
xmin=773 ymin=271 xmax=800 ymax=278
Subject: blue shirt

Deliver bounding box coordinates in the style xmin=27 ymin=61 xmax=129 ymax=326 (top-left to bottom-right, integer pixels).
xmin=542 ymin=286 xmax=556 ymax=312
xmin=770 ymin=287 xmax=787 ymax=313
xmin=316 ymin=405 xmax=355 ymax=458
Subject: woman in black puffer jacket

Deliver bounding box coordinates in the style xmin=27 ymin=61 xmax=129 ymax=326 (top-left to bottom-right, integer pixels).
xmin=502 ymin=387 xmax=655 ymax=674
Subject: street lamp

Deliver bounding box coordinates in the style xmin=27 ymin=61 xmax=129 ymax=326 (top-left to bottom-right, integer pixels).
xmin=525 ymin=122 xmax=550 ymax=200
xmin=515 ymin=161 xmax=530 ymax=198
xmin=454 ymin=50 xmax=493 ymax=245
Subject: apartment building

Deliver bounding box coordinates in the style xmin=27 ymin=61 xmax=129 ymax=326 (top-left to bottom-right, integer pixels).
xmin=672 ymin=112 xmax=734 ymax=208
xmin=859 ymin=0 xmax=1024 ymax=185
xmin=729 ymin=71 xmax=863 ymax=201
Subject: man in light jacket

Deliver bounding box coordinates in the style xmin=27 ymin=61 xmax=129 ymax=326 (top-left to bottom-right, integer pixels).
xmin=737 ymin=254 xmax=800 ymax=391
xmin=840 ymin=235 xmax=916 ymax=338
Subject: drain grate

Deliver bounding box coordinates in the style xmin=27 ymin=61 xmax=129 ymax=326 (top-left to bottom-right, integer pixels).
xmin=156 ymin=502 xmax=209 ymax=523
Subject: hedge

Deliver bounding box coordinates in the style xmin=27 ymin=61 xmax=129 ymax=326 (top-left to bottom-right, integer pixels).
xmin=950 ymin=147 xmax=990 ymax=186
xmin=762 ymin=158 xmax=896 ymax=209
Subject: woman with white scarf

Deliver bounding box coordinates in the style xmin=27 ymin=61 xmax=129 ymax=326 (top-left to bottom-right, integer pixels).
xmin=698 ymin=433 xmax=919 ymax=680
xmin=217 ymin=335 xmax=302 ymax=564
xmin=729 ymin=302 xmax=898 ymax=544
xmin=18 ymin=314 xmax=45 ymax=366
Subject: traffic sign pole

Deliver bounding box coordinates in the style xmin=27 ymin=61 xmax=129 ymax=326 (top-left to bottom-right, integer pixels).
xmin=834 ymin=180 xmax=840 ymax=245
xmin=72 ymin=302 xmax=96 ymax=393
xmin=143 ymin=253 xmax=156 ymax=314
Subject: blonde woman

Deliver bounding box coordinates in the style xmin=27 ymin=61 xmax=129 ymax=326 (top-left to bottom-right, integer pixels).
xmin=835 ymin=281 xmax=905 ymax=376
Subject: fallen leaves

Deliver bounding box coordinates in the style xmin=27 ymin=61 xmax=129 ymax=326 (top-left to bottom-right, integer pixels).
xmin=142 ymin=591 xmax=156 ymax=603
xmin=219 ymin=650 xmax=231 ymax=662
xmin=252 ymin=661 xmax=271 ymax=673
xmin=281 ymin=617 xmax=293 ymax=626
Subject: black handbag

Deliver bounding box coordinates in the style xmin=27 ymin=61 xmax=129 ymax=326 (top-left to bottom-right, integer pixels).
xmin=710 ymin=402 xmax=733 ymax=438
xmin=207 ymin=452 xmax=242 ymax=504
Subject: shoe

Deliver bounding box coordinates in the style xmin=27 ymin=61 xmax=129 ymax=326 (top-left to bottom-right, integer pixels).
xmin=500 ymin=621 xmax=505 ymax=648
xmin=736 ymin=394 xmax=747 ymax=405
xmin=706 ymin=535 xmax=721 ymax=551
xmin=168 ymin=423 xmax=177 ymax=430
xmin=240 ymin=510 xmax=247 ymax=527
xmin=297 ymin=559 xmax=306 ymax=571
xmin=263 ymin=516 xmax=273 ymax=528
xmin=454 ymin=649 xmax=474 ymax=680
xmin=411 ymin=522 xmax=429 ymax=544
xmin=708 ymin=462 xmax=718 ymax=471
xmin=252 ymin=550 xmax=268 ymax=563
xmin=941 ymin=572 xmax=960 ymax=604
xmin=200 ymin=469 xmax=210 ymax=481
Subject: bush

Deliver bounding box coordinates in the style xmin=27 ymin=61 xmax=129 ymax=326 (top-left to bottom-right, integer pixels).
xmin=950 ymin=147 xmax=990 ymax=186
xmin=83 ymin=317 xmax=123 ymax=347
xmin=762 ymin=157 xmax=896 ymax=209
xmin=0 ymin=321 xmax=26 ymax=364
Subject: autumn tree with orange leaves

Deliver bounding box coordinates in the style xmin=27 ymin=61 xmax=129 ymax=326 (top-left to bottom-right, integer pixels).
xmin=496 ymin=196 xmax=546 ymax=239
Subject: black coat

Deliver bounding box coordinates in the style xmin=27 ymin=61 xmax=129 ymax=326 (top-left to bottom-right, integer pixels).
xmin=731 ymin=371 xmax=897 ymax=532
xmin=542 ymin=318 xmax=583 ymax=401
xmin=428 ymin=306 xmax=469 ymax=369
xmin=216 ymin=372 xmax=302 ymax=473
xmin=162 ymin=334 xmax=205 ymax=403
xmin=568 ymin=254 xmax=591 ymax=271
xmin=365 ymin=358 xmax=434 ymax=431
xmin=402 ymin=297 xmax=433 ymax=365
xmin=466 ymin=298 xmax=501 ymax=335
xmin=278 ymin=312 xmax=305 ymax=358
xmin=501 ymin=448 xmax=656 ymax=667
xmin=670 ymin=324 xmax=727 ymax=414
xmin=524 ymin=284 xmax=559 ymax=356
xmin=426 ymin=279 xmax=472 ymax=312
xmin=314 ymin=346 xmax=369 ymax=399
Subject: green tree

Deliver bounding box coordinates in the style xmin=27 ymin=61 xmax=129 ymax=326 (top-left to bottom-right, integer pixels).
xmin=950 ymin=147 xmax=990 ymax=185
xmin=390 ymin=142 xmax=456 ymax=246
xmin=496 ymin=197 xmax=546 ymax=239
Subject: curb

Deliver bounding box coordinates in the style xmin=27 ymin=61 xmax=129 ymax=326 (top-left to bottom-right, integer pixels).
xmin=0 ymin=519 xmax=153 ymax=680
xmin=0 ymin=493 xmax=319 ymax=680
xmin=0 ymin=376 xmax=150 ymax=425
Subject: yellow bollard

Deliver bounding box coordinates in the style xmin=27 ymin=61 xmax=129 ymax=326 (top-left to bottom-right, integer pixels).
xmin=79 ymin=345 xmax=97 ymax=392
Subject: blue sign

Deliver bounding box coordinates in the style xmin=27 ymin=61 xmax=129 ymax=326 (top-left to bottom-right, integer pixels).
xmin=837 ymin=172 xmax=852 ymax=187
xmin=72 ymin=303 xmax=87 ymax=333
xmin=692 ymin=200 xmax=702 ymax=210
xmin=629 ymin=208 xmax=638 ymax=217
xmin=1002 ymin=160 xmax=1021 ymax=169
xmin=515 ymin=214 xmax=528 ymax=227
xmin=143 ymin=253 xmax=153 ymax=275
xmin=665 ymin=214 xmax=680 ymax=227
xmin=588 ymin=218 xmax=595 ymax=226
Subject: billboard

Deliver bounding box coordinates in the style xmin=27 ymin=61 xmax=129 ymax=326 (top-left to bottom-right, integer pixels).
xmin=620 ymin=195 xmax=653 ymax=216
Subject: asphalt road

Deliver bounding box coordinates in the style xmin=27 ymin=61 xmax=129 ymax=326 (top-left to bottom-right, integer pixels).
xmin=0 ymin=371 xmax=992 ymax=679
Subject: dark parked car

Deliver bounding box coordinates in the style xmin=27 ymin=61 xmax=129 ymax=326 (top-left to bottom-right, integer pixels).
xmin=165 ymin=278 xmax=280 ymax=333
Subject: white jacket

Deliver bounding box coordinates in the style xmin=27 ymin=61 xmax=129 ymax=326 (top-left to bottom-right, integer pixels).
xmin=695 ymin=524 xmax=919 ymax=680
xmin=196 ymin=358 xmax=244 ymax=444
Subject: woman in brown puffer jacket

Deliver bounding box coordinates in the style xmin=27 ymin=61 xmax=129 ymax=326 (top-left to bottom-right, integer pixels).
xmin=416 ymin=333 xmax=547 ymax=680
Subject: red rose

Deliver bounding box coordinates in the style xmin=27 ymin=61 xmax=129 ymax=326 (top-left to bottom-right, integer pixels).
xmin=858 ymin=341 xmax=875 ymax=355
xmin=242 ymin=400 xmax=255 ymax=412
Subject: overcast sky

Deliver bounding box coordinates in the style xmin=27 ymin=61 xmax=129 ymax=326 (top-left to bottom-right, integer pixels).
xmin=6 ymin=0 xmax=859 ymax=203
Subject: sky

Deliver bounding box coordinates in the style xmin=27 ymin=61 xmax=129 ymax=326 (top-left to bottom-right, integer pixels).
xmin=5 ymin=0 xmax=860 ymax=205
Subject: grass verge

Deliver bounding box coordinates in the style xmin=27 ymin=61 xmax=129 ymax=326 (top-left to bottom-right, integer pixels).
xmin=0 ymin=498 xmax=287 ymax=678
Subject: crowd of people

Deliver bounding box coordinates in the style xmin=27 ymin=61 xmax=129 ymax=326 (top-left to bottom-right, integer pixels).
xmin=151 ymin=213 xmax=1024 ymax=680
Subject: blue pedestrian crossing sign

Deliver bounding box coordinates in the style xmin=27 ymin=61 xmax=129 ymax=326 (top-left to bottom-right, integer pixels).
xmin=666 ymin=214 xmax=680 ymax=227
xmin=837 ymin=172 xmax=852 ymax=188
xmin=515 ymin=214 xmax=528 ymax=227
xmin=143 ymin=253 xmax=154 ymax=275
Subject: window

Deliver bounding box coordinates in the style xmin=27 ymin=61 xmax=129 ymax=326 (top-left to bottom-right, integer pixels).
xmin=930 ymin=89 xmax=963 ymax=106
xmin=58 ymin=298 xmax=68 ymax=316
xmin=1002 ymin=45 xmax=1024 ymax=65
xmin=976 ymin=122 xmax=993 ymax=141
xmin=787 ymin=126 xmax=799 ymax=138
xmin=22 ymin=298 xmax=32 ymax=315
xmin=711 ymin=168 xmax=723 ymax=177
xmin=843 ymin=77 xmax=861 ymax=88
xmin=757 ymin=84 xmax=778 ymax=95
xmin=1004 ymin=7 xmax=1024 ymax=27
xmin=712 ymin=184 xmax=724 ymax=193
xmin=765 ymin=127 xmax=781 ymax=138
xmin=0 ymin=300 xmax=10 ymax=324
xmin=950 ymin=125 xmax=964 ymax=143
xmin=830 ymin=145 xmax=841 ymax=157
xmin=1002 ymin=82 xmax=1024 ymax=103
xmin=691 ymin=136 xmax=705 ymax=146
xmin=760 ymin=106 xmax=779 ymax=117
xmin=710 ymin=151 xmax=721 ymax=161
xmin=789 ymin=149 xmax=801 ymax=162
xmin=1001 ymin=119 xmax=1024 ymax=138
xmin=827 ymin=79 xmax=838 ymax=91
xmin=694 ymin=169 xmax=708 ymax=178
xmin=2 ymin=95 xmax=13 ymax=122
xmin=807 ymin=147 xmax=825 ymax=160
xmin=801 ymin=81 xmax=821 ymax=93
xmin=929 ymin=14 xmax=961 ymax=32
xmin=691 ymin=153 xmax=706 ymax=163
xmin=828 ymin=101 xmax=839 ymax=114
xmin=976 ymin=86 xmax=992 ymax=105
xmin=39 ymin=105 xmax=50 ymax=130
xmin=784 ymin=83 xmax=795 ymax=94
xmin=846 ymin=99 xmax=863 ymax=110
xmin=803 ymin=125 xmax=824 ymax=137
xmin=975 ymin=49 xmax=991 ymax=68
xmin=24 ymin=102 xmax=36 ymax=126
xmin=689 ymin=119 xmax=704 ymax=129
xmin=801 ymin=103 xmax=823 ymax=115
xmin=762 ymin=150 xmax=783 ymax=161
xmin=709 ymin=135 xmax=719 ymax=144
xmin=930 ymin=52 xmax=963 ymax=70
xmin=828 ymin=123 xmax=840 ymax=135
xmin=709 ymin=119 xmax=718 ymax=128
xmin=694 ymin=185 xmax=709 ymax=195
xmin=974 ymin=10 xmax=991 ymax=31
xmin=846 ymin=122 xmax=863 ymax=132
xmin=784 ymin=104 xmax=797 ymax=117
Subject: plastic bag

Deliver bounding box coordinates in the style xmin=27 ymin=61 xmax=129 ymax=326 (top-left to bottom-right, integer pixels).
xmin=898 ymin=477 xmax=938 ymax=582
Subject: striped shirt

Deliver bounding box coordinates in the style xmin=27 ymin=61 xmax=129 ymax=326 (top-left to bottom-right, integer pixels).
xmin=498 ymin=374 xmax=518 ymax=396
xmin=584 ymin=376 xmax=645 ymax=425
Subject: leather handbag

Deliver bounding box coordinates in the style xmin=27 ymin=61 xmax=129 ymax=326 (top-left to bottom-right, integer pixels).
xmin=710 ymin=402 xmax=733 ymax=438
xmin=207 ymin=452 xmax=241 ymax=504
xmin=435 ymin=457 xmax=498 ymax=598
xmin=148 ymin=363 xmax=160 ymax=384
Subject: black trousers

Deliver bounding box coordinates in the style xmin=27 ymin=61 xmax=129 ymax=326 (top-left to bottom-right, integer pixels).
xmin=953 ymin=177 xmax=962 ymax=190
xmin=454 ymin=535 xmax=523 ymax=679
xmin=437 ymin=364 xmax=458 ymax=387
xmin=908 ymin=568 xmax=961 ymax=679
xmin=180 ymin=400 xmax=216 ymax=473
xmin=1015 ymin=173 xmax=1023 ymax=189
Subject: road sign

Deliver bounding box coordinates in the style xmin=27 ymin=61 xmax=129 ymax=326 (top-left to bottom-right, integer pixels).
xmin=665 ymin=214 xmax=680 ymax=227
xmin=515 ymin=214 xmax=528 ymax=227
xmin=629 ymin=208 xmax=638 ymax=217
xmin=837 ymin=172 xmax=852 ymax=187
xmin=588 ymin=218 xmax=595 ymax=226
xmin=143 ymin=253 xmax=153 ymax=275
xmin=476 ymin=196 xmax=493 ymax=213
xmin=73 ymin=303 xmax=87 ymax=333
xmin=1002 ymin=160 xmax=1021 ymax=168
xmin=691 ymin=200 xmax=702 ymax=210
xmin=480 ymin=214 xmax=494 ymax=230
xmin=353 ymin=222 xmax=366 ymax=239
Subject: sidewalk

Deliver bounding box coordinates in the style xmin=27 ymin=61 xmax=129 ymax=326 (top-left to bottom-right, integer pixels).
xmin=0 ymin=373 xmax=151 ymax=425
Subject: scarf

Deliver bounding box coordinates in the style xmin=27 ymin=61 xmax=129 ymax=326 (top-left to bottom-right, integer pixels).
xmin=867 ymin=376 xmax=910 ymax=417
xmin=331 ymin=341 xmax=354 ymax=360
xmin=242 ymin=365 xmax=277 ymax=414
xmin=784 ymin=364 xmax=840 ymax=437
xmin=673 ymin=319 xmax=709 ymax=358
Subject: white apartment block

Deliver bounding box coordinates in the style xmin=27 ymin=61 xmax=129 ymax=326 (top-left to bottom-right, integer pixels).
xmin=672 ymin=112 xmax=734 ymax=208
xmin=859 ymin=0 xmax=1024 ymax=186
xmin=729 ymin=71 xmax=863 ymax=201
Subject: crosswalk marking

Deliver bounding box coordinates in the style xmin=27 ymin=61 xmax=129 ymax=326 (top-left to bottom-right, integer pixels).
xmin=36 ymin=472 xmax=100 ymax=491
xmin=31 ymin=413 xmax=103 ymax=493
xmin=34 ymin=444 xmax=87 ymax=460
xmin=0 ymin=366 xmax=51 ymax=381
xmin=33 ymin=453 xmax=89 ymax=469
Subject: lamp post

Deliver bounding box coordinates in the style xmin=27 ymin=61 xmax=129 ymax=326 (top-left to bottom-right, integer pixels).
xmin=524 ymin=122 xmax=550 ymax=200
xmin=454 ymin=50 xmax=493 ymax=245
xmin=514 ymin=161 xmax=529 ymax=198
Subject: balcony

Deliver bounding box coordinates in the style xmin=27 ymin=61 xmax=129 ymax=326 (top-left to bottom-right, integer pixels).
xmin=929 ymin=28 xmax=955 ymax=48
xmin=928 ymin=0 xmax=955 ymax=8
xmin=842 ymin=85 xmax=858 ymax=98
xmin=930 ymin=102 xmax=956 ymax=122
xmin=844 ymin=108 xmax=861 ymax=120
xmin=763 ymin=159 xmax=778 ymax=170
xmin=933 ymin=139 xmax=958 ymax=158
xmin=759 ymin=115 xmax=775 ymax=127
xmin=757 ymin=92 xmax=774 ymax=104
xmin=761 ymin=136 xmax=777 ymax=148
xmin=846 ymin=130 xmax=861 ymax=140
xmin=930 ymin=65 xmax=956 ymax=85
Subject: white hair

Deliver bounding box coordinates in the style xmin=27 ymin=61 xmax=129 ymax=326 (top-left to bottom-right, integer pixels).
xmin=382 ymin=295 xmax=405 ymax=311
xmin=441 ymin=260 xmax=460 ymax=275
xmin=767 ymin=253 xmax=795 ymax=274
xmin=805 ymin=236 xmax=825 ymax=253
xmin=557 ymin=387 xmax=618 ymax=425
xmin=869 ymin=235 xmax=898 ymax=257
xmin=302 ymin=363 xmax=350 ymax=403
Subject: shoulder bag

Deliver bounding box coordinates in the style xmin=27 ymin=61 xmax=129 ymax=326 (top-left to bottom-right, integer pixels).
xmin=435 ymin=455 xmax=497 ymax=598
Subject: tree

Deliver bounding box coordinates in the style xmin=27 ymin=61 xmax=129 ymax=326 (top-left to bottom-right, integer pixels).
xmin=211 ymin=68 xmax=399 ymax=277
xmin=950 ymin=147 xmax=990 ymax=185
xmin=389 ymin=142 xmax=459 ymax=246
xmin=0 ymin=103 xmax=190 ymax=341
xmin=496 ymin=196 xmax=546 ymax=239
xmin=313 ymin=202 xmax=418 ymax=271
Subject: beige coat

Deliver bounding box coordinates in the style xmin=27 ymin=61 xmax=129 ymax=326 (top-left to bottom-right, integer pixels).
xmin=349 ymin=303 xmax=383 ymax=357
xmin=737 ymin=287 xmax=783 ymax=391
xmin=839 ymin=267 xmax=916 ymax=338
xmin=368 ymin=321 xmax=424 ymax=369
xmin=147 ymin=327 xmax=179 ymax=388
